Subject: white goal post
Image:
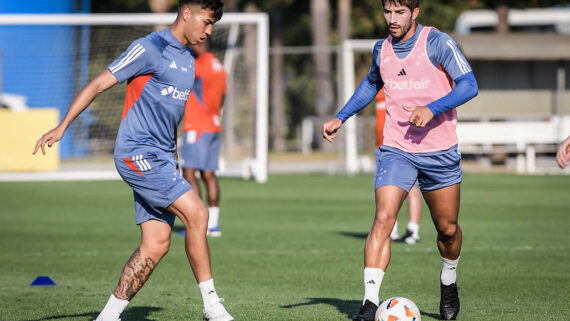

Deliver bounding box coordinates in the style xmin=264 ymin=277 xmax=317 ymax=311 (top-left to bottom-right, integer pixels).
xmin=0 ymin=13 xmax=269 ymax=183
xmin=340 ymin=39 xmax=378 ymax=175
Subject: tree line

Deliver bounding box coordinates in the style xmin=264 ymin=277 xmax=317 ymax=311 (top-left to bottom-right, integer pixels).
xmin=92 ymin=0 xmax=569 ymax=151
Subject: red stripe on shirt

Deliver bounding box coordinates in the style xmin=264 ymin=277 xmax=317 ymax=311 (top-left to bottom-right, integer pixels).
xmin=121 ymin=74 xmax=152 ymax=120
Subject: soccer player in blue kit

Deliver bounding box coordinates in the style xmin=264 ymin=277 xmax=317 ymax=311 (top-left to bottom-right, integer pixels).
xmin=322 ymin=0 xmax=478 ymax=320
xmin=33 ymin=1 xmax=233 ymax=320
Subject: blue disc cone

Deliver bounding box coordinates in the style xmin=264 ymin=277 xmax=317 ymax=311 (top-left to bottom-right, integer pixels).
xmin=30 ymin=276 xmax=56 ymax=286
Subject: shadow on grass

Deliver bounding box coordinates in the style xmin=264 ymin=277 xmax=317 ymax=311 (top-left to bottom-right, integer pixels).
xmin=336 ymin=231 xmax=368 ymax=240
xmin=281 ymin=297 xmax=443 ymax=320
xmin=419 ymin=310 xmax=442 ymax=320
xmin=22 ymin=306 xmax=162 ymax=321
xmin=281 ymin=297 xmax=361 ymax=319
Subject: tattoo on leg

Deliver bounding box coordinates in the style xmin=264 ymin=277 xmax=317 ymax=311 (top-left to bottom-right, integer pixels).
xmin=114 ymin=247 xmax=157 ymax=300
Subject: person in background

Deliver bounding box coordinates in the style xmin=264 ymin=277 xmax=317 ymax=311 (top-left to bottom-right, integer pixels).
xmin=181 ymin=38 xmax=227 ymax=237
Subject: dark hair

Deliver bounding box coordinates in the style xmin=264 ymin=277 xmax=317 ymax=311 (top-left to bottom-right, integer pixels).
xmin=179 ymin=0 xmax=224 ymax=22
xmin=381 ymin=0 xmax=419 ymax=12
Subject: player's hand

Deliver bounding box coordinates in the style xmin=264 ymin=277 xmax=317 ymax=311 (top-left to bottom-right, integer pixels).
xmin=402 ymin=105 xmax=434 ymax=128
xmin=33 ymin=126 xmax=64 ymax=155
xmin=322 ymin=118 xmax=342 ymax=143
xmin=555 ymin=136 xmax=570 ymax=169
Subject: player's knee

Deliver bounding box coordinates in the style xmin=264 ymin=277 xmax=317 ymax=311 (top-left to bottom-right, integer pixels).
xmin=144 ymin=237 xmax=171 ymax=259
xmin=194 ymin=206 xmax=209 ymax=226
xmin=156 ymin=239 xmax=171 ymax=257
xmin=201 ymin=170 xmax=216 ymax=182
xmin=373 ymin=210 xmax=396 ymax=231
xmin=437 ymin=223 xmax=458 ymax=240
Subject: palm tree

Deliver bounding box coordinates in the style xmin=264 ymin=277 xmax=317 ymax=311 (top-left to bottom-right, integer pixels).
xmin=311 ymin=0 xmax=334 ymax=141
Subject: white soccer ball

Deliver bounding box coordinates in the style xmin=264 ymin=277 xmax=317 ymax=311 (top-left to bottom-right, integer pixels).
xmin=375 ymin=297 xmax=421 ymax=321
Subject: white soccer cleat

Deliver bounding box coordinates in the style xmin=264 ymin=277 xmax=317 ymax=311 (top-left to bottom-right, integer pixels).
xmin=203 ymin=298 xmax=233 ymax=321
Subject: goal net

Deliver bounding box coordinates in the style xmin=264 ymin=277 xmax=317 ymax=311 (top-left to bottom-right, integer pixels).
xmin=0 ymin=13 xmax=268 ymax=182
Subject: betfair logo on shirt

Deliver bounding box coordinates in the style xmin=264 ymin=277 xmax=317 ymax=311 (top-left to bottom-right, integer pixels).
xmin=385 ymin=78 xmax=431 ymax=90
xmin=161 ymin=86 xmax=190 ymax=101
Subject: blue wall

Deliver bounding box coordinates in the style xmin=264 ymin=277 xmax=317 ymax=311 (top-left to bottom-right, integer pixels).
xmin=0 ymin=0 xmax=91 ymax=158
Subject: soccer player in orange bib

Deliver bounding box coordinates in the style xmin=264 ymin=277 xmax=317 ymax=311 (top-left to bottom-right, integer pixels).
xmin=181 ymin=38 xmax=227 ymax=237
xmin=323 ymin=1 xmax=478 ymax=319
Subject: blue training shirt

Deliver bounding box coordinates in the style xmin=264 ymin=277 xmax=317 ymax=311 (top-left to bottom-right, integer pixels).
xmin=108 ymin=28 xmax=195 ymax=158
xmin=336 ymin=24 xmax=478 ymax=122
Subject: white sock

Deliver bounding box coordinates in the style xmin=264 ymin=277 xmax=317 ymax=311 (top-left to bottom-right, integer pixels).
xmin=390 ymin=221 xmax=399 ymax=239
xmin=95 ymin=294 xmax=129 ymax=321
xmin=441 ymin=256 xmax=460 ymax=285
xmin=198 ymin=279 xmax=220 ymax=305
xmin=208 ymin=207 xmax=220 ymax=229
xmin=407 ymin=222 xmax=419 ymax=239
xmin=363 ymin=267 xmax=384 ymax=306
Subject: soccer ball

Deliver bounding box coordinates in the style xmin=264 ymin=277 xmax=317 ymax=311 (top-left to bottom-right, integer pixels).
xmin=375 ymin=297 xmax=421 ymax=321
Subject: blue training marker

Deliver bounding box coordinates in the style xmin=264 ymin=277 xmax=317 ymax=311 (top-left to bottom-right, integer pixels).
xmin=30 ymin=276 xmax=56 ymax=286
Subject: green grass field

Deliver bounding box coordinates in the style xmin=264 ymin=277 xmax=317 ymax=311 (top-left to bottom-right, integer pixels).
xmin=0 ymin=173 xmax=568 ymax=320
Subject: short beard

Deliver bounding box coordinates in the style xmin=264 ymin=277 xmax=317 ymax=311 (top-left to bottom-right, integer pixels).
xmin=389 ymin=20 xmax=413 ymax=41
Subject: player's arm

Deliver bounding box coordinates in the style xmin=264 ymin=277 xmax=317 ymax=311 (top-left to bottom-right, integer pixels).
xmin=323 ymin=42 xmax=384 ymax=143
xmin=556 ymin=135 xmax=570 ymax=169
xmin=33 ymin=70 xmax=118 ymax=155
xmin=34 ymin=38 xmax=155 ymax=155
xmin=404 ymin=31 xmax=478 ymax=128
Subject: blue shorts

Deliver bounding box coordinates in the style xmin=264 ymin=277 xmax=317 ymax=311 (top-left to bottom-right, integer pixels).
xmin=114 ymin=150 xmax=191 ymax=226
xmin=181 ymin=131 xmax=221 ymax=171
xmin=375 ymin=145 xmax=462 ymax=192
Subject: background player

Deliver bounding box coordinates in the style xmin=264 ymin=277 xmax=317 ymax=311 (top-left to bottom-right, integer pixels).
xmin=181 ymin=38 xmax=227 ymax=237
xmin=33 ymin=1 xmax=233 ymax=320
xmin=322 ymin=0 xmax=478 ymax=320
xmin=376 ymin=89 xmax=422 ymax=244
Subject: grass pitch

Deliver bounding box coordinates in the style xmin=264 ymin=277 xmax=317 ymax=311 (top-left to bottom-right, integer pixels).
xmin=0 ymin=173 xmax=568 ymax=320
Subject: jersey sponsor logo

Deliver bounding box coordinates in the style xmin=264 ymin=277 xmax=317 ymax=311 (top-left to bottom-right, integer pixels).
xmin=397 ymin=68 xmax=407 ymax=76
xmin=181 ymin=67 xmax=188 ymax=72
xmin=385 ymin=78 xmax=431 ymax=90
xmin=169 ymin=60 xmax=178 ymax=69
xmin=161 ymin=86 xmax=191 ymax=101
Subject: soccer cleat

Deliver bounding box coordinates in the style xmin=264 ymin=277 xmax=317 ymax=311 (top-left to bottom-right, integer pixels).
xmin=351 ymin=299 xmax=378 ymax=321
xmin=207 ymin=226 xmax=222 ymax=237
xmin=393 ymin=229 xmax=419 ymax=244
xmin=203 ymin=298 xmax=233 ymax=321
xmin=440 ymin=283 xmax=460 ymax=320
